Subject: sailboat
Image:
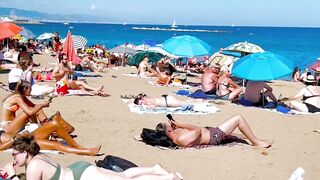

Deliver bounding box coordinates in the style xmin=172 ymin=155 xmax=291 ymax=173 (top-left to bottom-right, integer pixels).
xmin=171 ymin=19 xmax=178 ymax=29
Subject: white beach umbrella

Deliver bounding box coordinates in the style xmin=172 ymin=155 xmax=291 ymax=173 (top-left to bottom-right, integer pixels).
xmin=62 ymin=35 xmax=87 ymax=49
xmin=37 ymin=32 xmax=55 ymax=40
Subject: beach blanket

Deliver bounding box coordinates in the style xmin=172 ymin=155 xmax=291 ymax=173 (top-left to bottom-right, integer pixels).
xmin=126 ymin=102 xmax=220 ymax=115
xmin=148 ymin=81 xmax=193 ymax=89
xmin=51 ymin=90 xmax=95 ymax=96
xmin=75 ymin=71 xmax=103 ymax=78
xmin=134 ymin=135 xmax=247 ymax=150
xmin=122 ymin=73 xmax=157 ymax=79
xmin=235 ymin=100 xmax=320 ymax=115
xmin=176 ymin=89 xmax=220 ymax=99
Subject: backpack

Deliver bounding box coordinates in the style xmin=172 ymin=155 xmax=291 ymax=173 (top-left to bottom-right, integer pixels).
xmin=95 ymin=155 xmax=138 ymax=172
xmin=140 ymin=128 xmax=177 ymax=148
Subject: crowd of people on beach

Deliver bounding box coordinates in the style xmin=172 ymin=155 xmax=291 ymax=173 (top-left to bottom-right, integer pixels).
xmin=0 ymin=30 xmax=320 ymax=180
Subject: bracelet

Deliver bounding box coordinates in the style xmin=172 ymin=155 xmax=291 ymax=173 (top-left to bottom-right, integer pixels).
xmin=10 ymin=174 xmax=17 ymax=179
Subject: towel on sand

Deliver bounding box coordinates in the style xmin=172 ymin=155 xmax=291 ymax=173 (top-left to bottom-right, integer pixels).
xmin=126 ymin=102 xmax=220 ymax=115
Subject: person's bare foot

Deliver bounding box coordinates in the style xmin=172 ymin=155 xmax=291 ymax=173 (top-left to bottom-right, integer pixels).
xmin=96 ymin=85 xmax=104 ymax=92
xmin=254 ymin=140 xmax=272 ymax=148
xmin=87 ymin=145 xmax=102 ymax=156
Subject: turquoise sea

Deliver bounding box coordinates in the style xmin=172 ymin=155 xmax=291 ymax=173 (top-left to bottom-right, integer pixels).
xmin=23 ymin=23 xmax=320 ymax=69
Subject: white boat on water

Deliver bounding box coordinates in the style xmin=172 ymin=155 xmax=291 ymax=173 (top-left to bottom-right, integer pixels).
xmin=171 ymin=20 xmax=178 ymax=29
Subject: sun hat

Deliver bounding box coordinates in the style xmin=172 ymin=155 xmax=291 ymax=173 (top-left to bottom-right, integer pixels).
xmin=305 ymin=74 xmax=316 ymax=83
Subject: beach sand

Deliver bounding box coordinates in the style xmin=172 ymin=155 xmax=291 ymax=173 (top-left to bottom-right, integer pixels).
xmin=0 ymin=53 xmax=319 ymax=180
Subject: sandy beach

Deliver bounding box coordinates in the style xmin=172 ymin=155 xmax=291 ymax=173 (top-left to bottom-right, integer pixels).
xmin=0 ymin=53 xmax=319 ymax=180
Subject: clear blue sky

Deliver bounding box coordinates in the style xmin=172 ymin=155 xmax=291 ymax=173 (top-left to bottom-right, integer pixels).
xmin=1 ymin=0 xmax=319 ymax=27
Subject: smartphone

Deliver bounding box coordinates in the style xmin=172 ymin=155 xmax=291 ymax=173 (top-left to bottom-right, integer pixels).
xmin=166 ymin=114 xmax=175 ymax=121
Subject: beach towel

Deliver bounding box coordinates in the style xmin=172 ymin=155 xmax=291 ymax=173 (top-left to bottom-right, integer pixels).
xmin=125 ymin=102 xmax=220 ymax=115
xmin=134 ymin=135 xmax=247 ymax=150
xmin=75 ymin=71 xmax=103 ymax=78
xmin=176 ymin=89 xmax=220 ymax=99
xmin=122 ymin=73 xmax=157 ymax=79
xmin=51 ymin=90 xmax=95 ymax=96
xmin=148 ymin=81 xmax=193 ymax=89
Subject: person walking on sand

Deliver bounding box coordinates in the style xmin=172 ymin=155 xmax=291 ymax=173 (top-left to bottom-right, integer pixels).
xmin=156 ymin=114 xmax=272 ymax=148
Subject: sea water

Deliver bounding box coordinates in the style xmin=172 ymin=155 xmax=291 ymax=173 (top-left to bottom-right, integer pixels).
xmin=23 ymin=23 xmax=320 ymax=69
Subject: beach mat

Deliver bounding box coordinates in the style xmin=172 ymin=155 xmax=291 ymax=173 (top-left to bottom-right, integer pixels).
xmin=122 ymin=73 xmax=157 ymax=79
xmin=125 ymin=101 xmax=220 ymax=115
xmin=134 ymin=135 xmax=247 ymax=150
xmin=148 ymin=81 xmax=194 ymax=89
xmin=75 ymin=71 xmax=103 ymax=78
xmin=176 ymin=89 xmax=221 ymax=99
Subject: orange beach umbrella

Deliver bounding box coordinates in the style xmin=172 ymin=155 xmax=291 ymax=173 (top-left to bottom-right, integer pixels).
xmin=62 ymin=31 xmax=78 ymax=64
xmin=0 ymin=22 xmax=22 ymax=40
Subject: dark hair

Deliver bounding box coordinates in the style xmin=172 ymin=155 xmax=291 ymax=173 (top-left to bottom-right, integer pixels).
xmin=156 ymin=123 xmax=167 ymax=136
xmin=292 ymin=66 xmax=299 ymax=79
xmin=58 ymin=53 xmax=66 ymax=63
xmin=143 ymin=55 xmax=149 ymax=60
xmin=14 ymin=80 xmax=31 ymax=95
xmin=133 ymin=97 xmax=142 ymax=105
xmin=12 ymin=133 xmax=40 ymax=157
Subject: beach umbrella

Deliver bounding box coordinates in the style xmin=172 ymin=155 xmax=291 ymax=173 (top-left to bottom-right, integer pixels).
xmin=37 ymin=32 xmax=55 ymax=40
xmin=161 ymin=35 xmax=212 ymax=57
xmin=224 ymin=41 xmax=264 ymax=55
xmin=311 ymin=59 xmax=320 ymax=72
xmin=62 ymin=31 xmax=78 ymax=64
xmin=62 ymin=35 xmax=87 ymax=49
xmin=128 ymin=51 xmax=164 ymax=65
xmin=0 ymin=22 xmax=22 ymax=40
xmin=109 ymin=45 xmax=136 ymax=55
xmin=19 ymin=27 xmax=35 ymax=39
xmin=231 ymin=51 xmax=293 ymax=81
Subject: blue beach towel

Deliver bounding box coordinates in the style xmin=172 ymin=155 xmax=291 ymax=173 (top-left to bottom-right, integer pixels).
xmin=176 ymin=89 xmax=219 ymax=99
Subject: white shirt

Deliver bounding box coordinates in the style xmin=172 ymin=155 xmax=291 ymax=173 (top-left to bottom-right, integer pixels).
xmin=8 ymin=67 xmax=23 ymax=83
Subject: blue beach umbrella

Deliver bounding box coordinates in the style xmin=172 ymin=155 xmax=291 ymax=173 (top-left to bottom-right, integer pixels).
xmin=19 ymin=27 xmax=35 ymax=39
xmin=161 ymin=35 xmax=212 ymax=57
xmin=231 ymin=51 xmax=294 ymax=81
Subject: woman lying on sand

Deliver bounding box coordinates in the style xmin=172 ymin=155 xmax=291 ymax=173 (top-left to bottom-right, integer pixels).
xmin=0 ymin=134 xmax=182 ymax=180
xmin=286 ymin=75 xmax=320 ymax=113
xmin=156 ymin=114 xmax=272 ymax=148
xmin=133 ymin=94 xmax=202 ymax=107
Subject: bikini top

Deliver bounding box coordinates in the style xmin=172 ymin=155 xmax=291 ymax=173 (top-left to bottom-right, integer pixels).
xmin=3 ymin=94 xmax=20 ymax=112
xmin=33 ymin=156 xmax=61 ymax=180
xmin=302 ymin=87 xmax=320 ymax=101
xmin=216 ymin=78 xmax=229 ymax=91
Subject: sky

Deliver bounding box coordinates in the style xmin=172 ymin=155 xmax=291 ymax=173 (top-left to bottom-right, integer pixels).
xmin=0 ymin=0 xmax=319 ymax=27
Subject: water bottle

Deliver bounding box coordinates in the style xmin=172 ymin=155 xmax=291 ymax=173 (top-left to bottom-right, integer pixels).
xmin=278 ymin=94 xmax=283 ymax=102
xmin=289 ymin=167 xmax=305 ymax=180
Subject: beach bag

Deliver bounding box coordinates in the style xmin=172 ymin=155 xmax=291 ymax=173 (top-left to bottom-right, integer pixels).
xmin=140 ymin=128 xmax=177 ymax=148
xmin=95 ymin=155 xmax=138 ymax=172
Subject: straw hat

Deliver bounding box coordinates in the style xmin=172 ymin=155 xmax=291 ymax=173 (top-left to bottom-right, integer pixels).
xmin=305 ymin=75 xmax=316 ymax=83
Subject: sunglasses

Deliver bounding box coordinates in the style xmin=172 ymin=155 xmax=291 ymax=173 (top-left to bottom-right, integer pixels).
xmin=12 ymin=151 xmax=22 ymax=158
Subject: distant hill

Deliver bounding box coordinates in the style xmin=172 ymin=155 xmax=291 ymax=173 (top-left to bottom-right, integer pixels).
xmin=0 ymin=7 xmax=118 ymax=23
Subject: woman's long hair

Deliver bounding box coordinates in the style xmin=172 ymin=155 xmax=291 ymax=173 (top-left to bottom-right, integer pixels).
xmin=3 ymin=80 xmax=31 ymax=103
xmin=292 ymin=67 xmax=299 ymax=79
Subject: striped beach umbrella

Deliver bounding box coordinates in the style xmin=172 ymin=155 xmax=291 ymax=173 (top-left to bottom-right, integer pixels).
xmin=224 ymin=41 xmax=264 ymax=55
xmin=62 ymin=35 xmax=87 ymax=49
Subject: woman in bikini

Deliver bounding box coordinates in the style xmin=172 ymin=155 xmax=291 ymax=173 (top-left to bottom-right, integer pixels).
xmin=1 ymin=134 xmax=182 ymax=180
xmin=1 ymin=80 xmax=100 ymax=155
xmin=133 ymin=94 xmax=202 ymax=107
xmin=287 ymin=75 xmax=320 ymax=113
xmin=216 ymin=69 xmax=243 ymax=101
xmin=156 ymin=114 xmax=272 ymax=148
